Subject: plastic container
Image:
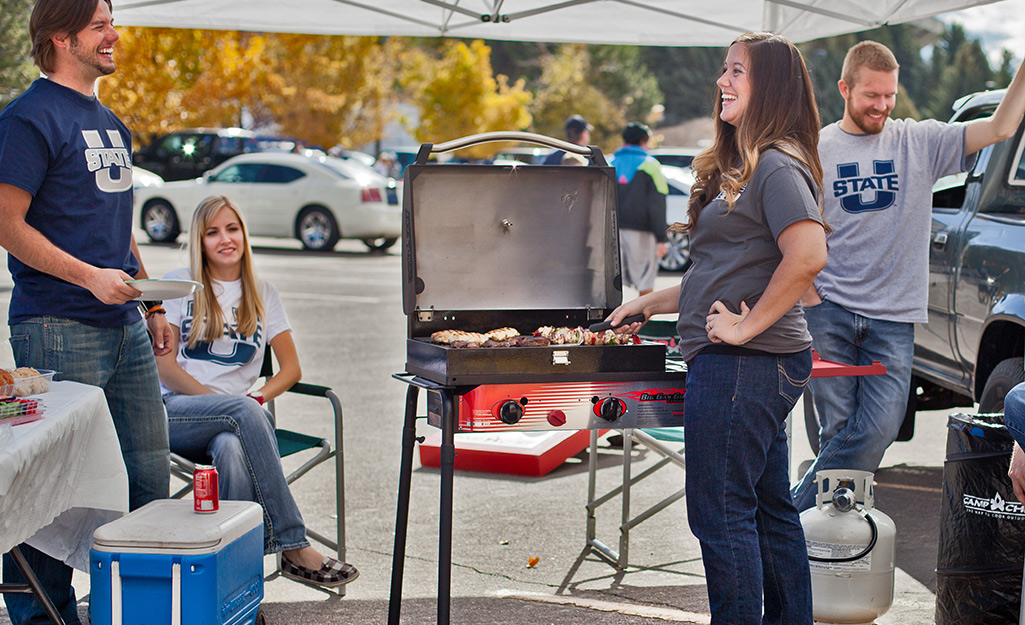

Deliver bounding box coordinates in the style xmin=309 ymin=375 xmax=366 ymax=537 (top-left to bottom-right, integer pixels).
xmin=90 ymin=499 xmax=264 ymax=625
xmin=0 ymin=368 xmax=55 ymax=397
xmin=0 ymin=397 xmax=44 ymax=426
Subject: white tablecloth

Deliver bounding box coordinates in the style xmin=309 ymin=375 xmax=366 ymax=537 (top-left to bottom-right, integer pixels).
xmin=0 ymin=381 xmax=129 ymax=571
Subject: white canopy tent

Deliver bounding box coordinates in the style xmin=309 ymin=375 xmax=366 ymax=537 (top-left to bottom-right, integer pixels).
xmin=114 ymin=0 xmax=1003 ymax=46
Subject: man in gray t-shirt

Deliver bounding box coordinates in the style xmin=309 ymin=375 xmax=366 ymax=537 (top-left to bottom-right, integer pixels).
xmin=791 ymin=41 xmax=1025 ymax=512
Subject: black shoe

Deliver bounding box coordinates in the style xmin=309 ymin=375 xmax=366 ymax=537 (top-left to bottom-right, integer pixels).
xmin=607 ymin=434 xmax=624 ymax=448
xmin=280 ymin=553 xmax=359 ymax=588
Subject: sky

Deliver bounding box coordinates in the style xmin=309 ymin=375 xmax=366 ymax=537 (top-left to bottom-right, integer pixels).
xmin=938 ymin=0 xmax=1025 ymax=65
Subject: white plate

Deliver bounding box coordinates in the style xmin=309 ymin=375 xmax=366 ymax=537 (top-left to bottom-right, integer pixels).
xmin=125 ymin=279 xmax=203 ymax=300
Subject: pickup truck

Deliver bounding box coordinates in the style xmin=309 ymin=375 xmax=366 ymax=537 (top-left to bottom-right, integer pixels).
xmin=804 ymin=88 xmax=1025 ymax=450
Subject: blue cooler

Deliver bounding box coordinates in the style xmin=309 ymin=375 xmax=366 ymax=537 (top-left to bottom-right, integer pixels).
xmin=90 ymin=500 xmax=264 ymax=625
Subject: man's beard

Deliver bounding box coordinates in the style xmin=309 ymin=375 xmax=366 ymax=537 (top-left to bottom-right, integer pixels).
xmin=849 ymin=106 xmax=888 ymax=135
xmin=69 ymin=34 xmax=116 ymax=77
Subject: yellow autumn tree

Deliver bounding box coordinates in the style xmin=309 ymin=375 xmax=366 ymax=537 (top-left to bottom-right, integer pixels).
xmin=255 ymin=34 xmax=400 ymax=150
xmin=102 ymin=28 xmax=264 ymax=145
xmin=102 ymin=28 xmax=400 ymax=151
xmin=403 ymin=40 xmax=532 ymax=160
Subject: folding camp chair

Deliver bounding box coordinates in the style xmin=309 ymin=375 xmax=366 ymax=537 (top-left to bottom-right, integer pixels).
xmin=585 ymin=319 xmax=686 ymax=569
xmin=168 ymin=348 xmax=346 ymax=592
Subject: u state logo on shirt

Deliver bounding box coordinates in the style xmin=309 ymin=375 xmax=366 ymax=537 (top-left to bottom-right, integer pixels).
xmin=81 ymin=129 xmax=132 ymax=193
xmin=832 ymin=160 xmax=899 ymax=213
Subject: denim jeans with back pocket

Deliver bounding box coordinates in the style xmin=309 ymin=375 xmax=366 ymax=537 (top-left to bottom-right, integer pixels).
xmin=684 ymin=349 xmax=814 ymax=625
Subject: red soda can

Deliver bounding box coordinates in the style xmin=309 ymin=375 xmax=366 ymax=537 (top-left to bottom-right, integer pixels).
xmin=193 ymin=464 xmax=219 ymax=513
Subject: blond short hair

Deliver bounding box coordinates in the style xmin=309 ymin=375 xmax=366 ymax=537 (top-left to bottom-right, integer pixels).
xmin=841 ymin=41 xmax=899 ymax=87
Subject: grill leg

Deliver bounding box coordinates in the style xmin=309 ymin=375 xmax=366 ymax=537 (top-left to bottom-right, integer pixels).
xmin=388 ymin=385 xmax=420 ymax=625
xmin=438 ymin=392 xmax=456 ymax=625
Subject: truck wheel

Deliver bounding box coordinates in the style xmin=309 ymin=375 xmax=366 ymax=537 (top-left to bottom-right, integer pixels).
xmin=803 ymin=387 xmax=820 ymax=455
xmin=979 ymin=357 xmax=1024 ymax=413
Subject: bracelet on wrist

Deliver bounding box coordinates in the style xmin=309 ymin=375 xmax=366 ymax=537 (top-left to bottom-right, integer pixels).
xmin=247 ymin=392 xmax=265 ymax=405
xmin=144 ymin=305 xmax=166 ymax=319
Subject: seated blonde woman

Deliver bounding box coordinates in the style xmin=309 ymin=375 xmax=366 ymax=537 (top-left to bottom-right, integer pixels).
xmin=156 ymin=195 xmax=357 ymax=588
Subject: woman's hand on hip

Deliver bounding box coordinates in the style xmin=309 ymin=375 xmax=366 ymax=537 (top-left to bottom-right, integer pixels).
xmin=706 ymin=300 xmax=751 ymax=345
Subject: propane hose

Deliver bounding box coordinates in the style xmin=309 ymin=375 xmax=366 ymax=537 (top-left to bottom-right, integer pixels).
xmin=807 ymin=508 xmax=878 ymax=563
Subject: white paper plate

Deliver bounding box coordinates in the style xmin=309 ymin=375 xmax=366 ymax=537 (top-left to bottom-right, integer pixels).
xmin=125 ymin=278 xmax=203 ymax=300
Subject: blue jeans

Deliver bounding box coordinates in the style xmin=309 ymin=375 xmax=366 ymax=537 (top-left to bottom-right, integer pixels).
xmin=1004 ymin=382 xmax=1025 ymax=446
xmin=685 ymin=349 xmax=813 ymax=625
xmin=790 ymin=300 xmax=915 ymax=511
xmin=163 ymin=393 xmax=309 ymax=553
xmin=3 ymin=317 xmax=169 ymax=625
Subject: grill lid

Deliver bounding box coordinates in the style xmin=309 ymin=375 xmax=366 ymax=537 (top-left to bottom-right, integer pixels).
xmin=401 ymin=132 xmax=622 ymax=319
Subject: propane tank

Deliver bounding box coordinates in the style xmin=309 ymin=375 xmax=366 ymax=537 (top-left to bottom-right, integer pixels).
xmin=799 ymin=470 xmax=896 ymax=625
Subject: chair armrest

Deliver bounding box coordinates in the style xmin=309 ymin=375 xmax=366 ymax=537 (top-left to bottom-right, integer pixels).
xmin=287 ymin=382 xmax=331 ymax=398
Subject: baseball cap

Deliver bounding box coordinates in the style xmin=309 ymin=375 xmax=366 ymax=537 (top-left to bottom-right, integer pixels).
xmin=564 ymin=115 xmax=593 ymax=134
xmin=622 ymin=122 xmax=651 ymax=145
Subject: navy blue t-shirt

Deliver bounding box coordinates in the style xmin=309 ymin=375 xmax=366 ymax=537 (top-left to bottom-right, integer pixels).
xmin=0 ymin=78 xmax=139 ymax=327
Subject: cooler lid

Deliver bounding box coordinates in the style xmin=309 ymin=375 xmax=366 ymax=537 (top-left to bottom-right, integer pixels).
xmin=92 ymin=500 xmax=262 ymax=554
xmin=401 ymin=132 xmax=622 ymax=316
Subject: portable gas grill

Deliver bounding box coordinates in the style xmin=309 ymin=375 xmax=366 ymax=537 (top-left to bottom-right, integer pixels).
xmin=388 ymin=132 xmax=686 ymax=624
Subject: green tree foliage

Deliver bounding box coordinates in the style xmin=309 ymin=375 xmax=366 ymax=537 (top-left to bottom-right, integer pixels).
xmin=920 ymin=29 xmax=993 ymax=119
xmin=529 ymin=44 xmax=626 ymax=150
xmin=529 ymin=44 xmax=662 ymax=152
xmin=0 ymin=0 xmax=35 ymax=109
xmin=640 ymin=46 xmax=725 ymax=125
xmin=402 ymin=40 xmax=532 ymax=160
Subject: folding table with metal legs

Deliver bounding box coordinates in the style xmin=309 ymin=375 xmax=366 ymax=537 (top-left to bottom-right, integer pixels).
xmin=0 ymin=546 xmax=67 ymax=625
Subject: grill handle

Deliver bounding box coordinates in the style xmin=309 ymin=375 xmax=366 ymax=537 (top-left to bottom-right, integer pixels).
xmin=415 ymin=131 xmax=607 ymax=166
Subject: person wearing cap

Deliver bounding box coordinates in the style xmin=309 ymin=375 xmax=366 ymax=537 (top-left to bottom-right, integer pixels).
xmin=541 ymin=114 xmax=592 ymax=165
xmin=612 ymin=122 xmax=668 ymax=295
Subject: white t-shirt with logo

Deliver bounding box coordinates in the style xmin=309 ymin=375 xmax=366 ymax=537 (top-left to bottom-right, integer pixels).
xmin=814 ymin=119 xmax=973 ymax=322
xmin=161 ymin=267 xmax=292 ymax=395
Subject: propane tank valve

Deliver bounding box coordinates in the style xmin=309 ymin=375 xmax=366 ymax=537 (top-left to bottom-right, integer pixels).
xmin=831 ymin=487 xmax=856 ymax=512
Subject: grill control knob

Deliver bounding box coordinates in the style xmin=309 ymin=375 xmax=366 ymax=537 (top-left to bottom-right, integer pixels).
xmin=546 ymin=409 xmax=567 ymax=427
xmin=495 ymin=400 xmax=523 ymax=425
xmin=595 ymin=397 xmax=626 ymax=422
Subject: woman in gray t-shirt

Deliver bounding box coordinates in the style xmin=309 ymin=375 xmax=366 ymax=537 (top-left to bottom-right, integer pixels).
xmin=607 ymin=32 xmax=827 ymax=625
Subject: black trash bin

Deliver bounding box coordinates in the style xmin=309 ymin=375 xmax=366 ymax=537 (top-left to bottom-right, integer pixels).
xmin=936 ymin=412 xmax=1025 ymax=625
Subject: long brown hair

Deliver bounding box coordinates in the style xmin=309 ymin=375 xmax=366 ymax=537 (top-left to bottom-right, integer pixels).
xmin=30 ymin=0 xmax=112 ymax=74
xmin=681 ymin=32 xmax=825 ymax=233
xmin=185 ymin=196 xmax=265 ymax=349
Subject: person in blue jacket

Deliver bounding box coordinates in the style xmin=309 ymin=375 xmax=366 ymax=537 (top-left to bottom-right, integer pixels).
xmin=612 ymin=122 xmax=668 ymax=295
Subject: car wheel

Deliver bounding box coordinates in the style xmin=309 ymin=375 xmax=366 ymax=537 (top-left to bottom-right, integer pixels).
xmin=141 ymin=200 xmax=180 ymax=243
xmin=803 ymin=387 xmax=820 ymax=456
xmin=658 ymin=231 xmax=690 ymax=273
xmin=296 ymin=206 xmax=340 ymax=251
xmin=979 ymin=357 xmax=1025 ymax=413
xmin=362 ymin=237 xmax=398 ymax=252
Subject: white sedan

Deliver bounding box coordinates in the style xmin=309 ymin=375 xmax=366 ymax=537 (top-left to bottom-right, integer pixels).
xmin=134 ymin=152 xmax=399 ymax=252
xmin=660 ymin=165 xmax=694 ymax=273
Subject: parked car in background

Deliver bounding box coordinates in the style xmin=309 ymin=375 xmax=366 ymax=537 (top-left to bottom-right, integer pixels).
xmin=133 ymin=128 xmax=284 ymax=182
xmin=132 ymin=166 xmax=163 ymax=191
xmin=492 ymin=146 xmax=549 ymax=164
xmin=134 ymin=152 xmax=398 ymax=252
xmin=649 ymin=147 xmax=701 ymax=170
xmin=659 ymin=165 xmax=694 ymax=273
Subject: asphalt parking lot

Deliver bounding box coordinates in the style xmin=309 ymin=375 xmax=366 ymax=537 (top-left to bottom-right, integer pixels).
xmin=0 ymin=237 xmax=993 ymax=624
